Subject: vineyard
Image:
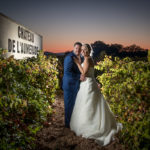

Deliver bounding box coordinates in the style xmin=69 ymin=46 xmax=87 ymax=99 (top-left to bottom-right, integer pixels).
xmin=0 ymin=49 xmax=59 ymax=150
xmin=95 ymin=56 xmax=150 ymax=150
xmin=0 ymin=49 xmax=150 ymax=150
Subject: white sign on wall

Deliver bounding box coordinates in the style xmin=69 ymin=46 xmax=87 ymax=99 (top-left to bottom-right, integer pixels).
xmin=0 ymin=13 xmax=43 ymax=59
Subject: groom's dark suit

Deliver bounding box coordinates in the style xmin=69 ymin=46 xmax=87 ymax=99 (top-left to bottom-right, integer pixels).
xmin=62 ymin=51 xmax=84 ymax=128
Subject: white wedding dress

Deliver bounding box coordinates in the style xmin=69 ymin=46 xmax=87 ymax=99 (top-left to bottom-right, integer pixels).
xmin=70 ymin=64 xmax=123 ymax=146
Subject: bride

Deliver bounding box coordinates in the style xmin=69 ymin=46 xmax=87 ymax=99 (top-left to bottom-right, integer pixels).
xmin=70 ymin=43 xmax=123 ymax=146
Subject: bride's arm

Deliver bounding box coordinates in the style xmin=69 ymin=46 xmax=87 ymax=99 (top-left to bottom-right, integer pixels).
xmin=74 ymin=57 xmax=90 ymax=75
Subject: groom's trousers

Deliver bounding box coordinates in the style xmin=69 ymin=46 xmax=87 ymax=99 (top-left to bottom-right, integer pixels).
xmin=63 ymin=81 xmax=80 ymax=128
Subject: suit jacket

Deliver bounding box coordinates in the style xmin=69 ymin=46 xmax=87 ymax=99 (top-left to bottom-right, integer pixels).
xmin=62 ymin=51 xmax=84 ymax=91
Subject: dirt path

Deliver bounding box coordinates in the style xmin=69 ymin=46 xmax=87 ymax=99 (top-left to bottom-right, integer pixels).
xmin=35 ymin=96 xmax=127 ymax=150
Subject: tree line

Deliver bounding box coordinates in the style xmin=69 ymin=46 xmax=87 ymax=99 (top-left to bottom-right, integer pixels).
xmin=91 ymin=41 xmax=148 ymax=62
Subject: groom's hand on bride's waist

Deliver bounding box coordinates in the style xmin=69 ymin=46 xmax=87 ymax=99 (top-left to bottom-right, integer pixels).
xmin=80 ymin=74 xmax=86 ymax=81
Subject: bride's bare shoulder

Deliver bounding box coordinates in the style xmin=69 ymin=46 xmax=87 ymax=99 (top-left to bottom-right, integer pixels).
xmin=84 ymin=56 xmax=92 ymax=61
xmin=84 ymin=57 xmax=94 ymax=67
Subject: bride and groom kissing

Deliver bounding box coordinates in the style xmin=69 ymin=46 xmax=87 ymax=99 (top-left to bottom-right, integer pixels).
xmin=62 ymin=42 xmax=123 ymax=146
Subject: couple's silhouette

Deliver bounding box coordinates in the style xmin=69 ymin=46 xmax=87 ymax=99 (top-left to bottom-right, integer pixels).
xmin=62 ymin=42 xmax=123 ymax=146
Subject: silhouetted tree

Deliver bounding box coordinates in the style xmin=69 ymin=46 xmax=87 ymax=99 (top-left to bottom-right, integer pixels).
xmin=91 ymin=41 xmax=148 ymax=62
xmin=91 ymin=41 xmax=109 ymax=58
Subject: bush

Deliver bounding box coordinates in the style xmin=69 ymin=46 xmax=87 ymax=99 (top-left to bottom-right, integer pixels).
xmin=95 ymin=55 xmax=150 ymax=150
xmin=148 ymin=50 xmax=150 ymax=62
xmin=0 ymin=49 xmax=59 ymax=150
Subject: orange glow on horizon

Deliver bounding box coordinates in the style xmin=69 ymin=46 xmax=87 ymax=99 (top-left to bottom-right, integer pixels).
xmin=43 ymin=45 xmax=73 ymax=53
xmin=43 ymin=41 xmax=150 ymax=53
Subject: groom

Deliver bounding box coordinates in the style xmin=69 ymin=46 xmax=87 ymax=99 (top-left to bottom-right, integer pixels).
xmin=62 ymin=42 xmax=85 ymax=128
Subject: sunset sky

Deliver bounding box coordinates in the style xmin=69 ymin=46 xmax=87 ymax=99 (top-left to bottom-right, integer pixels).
xmin=0 ymin=0 xmax=150 ymax=53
